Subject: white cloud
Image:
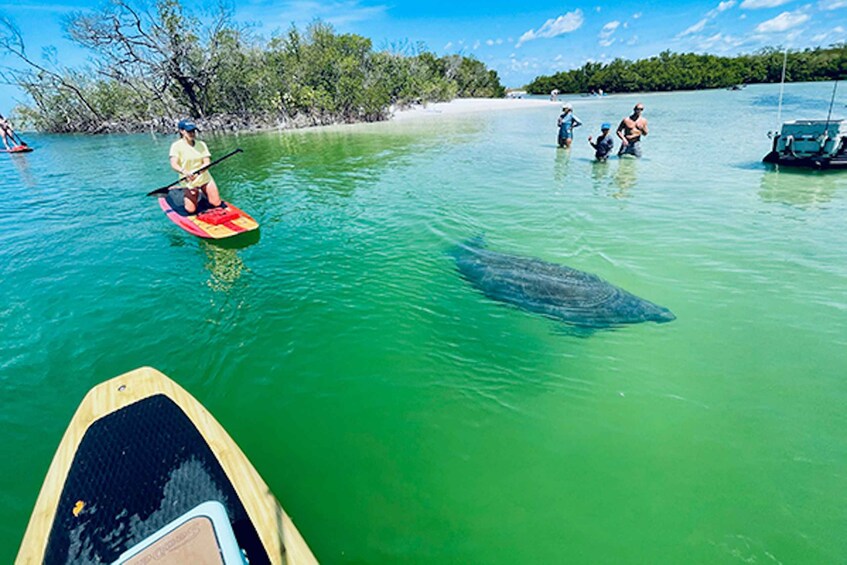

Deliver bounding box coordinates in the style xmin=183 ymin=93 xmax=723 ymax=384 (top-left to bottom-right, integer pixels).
xmin=696 ymin=32 xmax=743 ymax=50
xmin=755 ymin=10 xmax=810 ymax=32
xmin=680 ymin=18 xmax=708 ymax=36
xmin=473 ymin=40 xmax=480 ymax=49
xmin=486 ymin=39 xmax=494 ymax=46
xmin=632 ymin=12 xmax=642 ymax=19
xmin=597 ymin=20 xmax=621 ymax=47
xmin=516 ymin=10 xmax=584 ymax=47
xmin=740 ymin=13 xmax=748 ymax=18
xmin=740 ymin=0 xmax=791 ymax=8
xmin=598 ymin=20 xmax=620 ymax=46
xmin=819 ymin=0 xmax=847 ymax=8
xmin=248 ymin=0 xmax=388 ymax=29
xmin=628 ymin=35 xmax=639 ymax=45
xmin=678 ymin=1 xmax=739 ymax=38
xmin=811 ymin=24 xmax=845 ymax=41
xmin=600 ymin=21 xmax=620 ymax=35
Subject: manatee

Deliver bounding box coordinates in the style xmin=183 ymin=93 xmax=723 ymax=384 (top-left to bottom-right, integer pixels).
xmin=452 ymin=240 xmax=675 ymax=329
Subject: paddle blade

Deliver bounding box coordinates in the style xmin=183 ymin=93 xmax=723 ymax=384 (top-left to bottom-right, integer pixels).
xmin=146 ymin=185 xmax=175 ymax=197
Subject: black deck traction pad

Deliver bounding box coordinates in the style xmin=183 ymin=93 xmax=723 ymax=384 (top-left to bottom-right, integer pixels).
xmin=165 ymin=188 xmax=229 ymax=217
xmin=43 ymin=394 xmax=271 ymax=564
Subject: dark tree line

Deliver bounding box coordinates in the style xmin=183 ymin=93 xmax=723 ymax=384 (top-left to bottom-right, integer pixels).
xmin=526 ymin=45 xmax=847 ymax=95
xmin=0 ymin=0 xmax=505 ymax=133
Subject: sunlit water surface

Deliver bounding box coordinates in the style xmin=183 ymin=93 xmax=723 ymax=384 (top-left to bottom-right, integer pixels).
xmin=2 ymin=83 xmax=846 ymax=563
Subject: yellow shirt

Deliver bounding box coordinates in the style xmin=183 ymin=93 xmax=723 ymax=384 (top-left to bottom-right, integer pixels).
xmin=169 ymin=138 xmax=213 ymax=188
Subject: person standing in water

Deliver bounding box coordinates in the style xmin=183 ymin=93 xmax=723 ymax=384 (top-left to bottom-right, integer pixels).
xmin=616 ymin=103 xmax=648 ymax=158
xmin=169 ymin=119 xmax=221 ymax=213
xmin=588 ymin=122 xmax=615 ymax=161
xmin=557 ymin=103 xmax=582 ymax=148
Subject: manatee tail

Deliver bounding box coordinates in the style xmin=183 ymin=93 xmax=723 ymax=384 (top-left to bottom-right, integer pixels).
xmin=463 ymin=234 xmax=487 ymax=249
xmin=449 ymin=234 xmax=486 ymax=260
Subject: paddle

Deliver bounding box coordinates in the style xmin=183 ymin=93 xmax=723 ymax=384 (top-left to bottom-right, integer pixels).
xmin=147 ymin=148 xmax=243 ymax=197
xmin=0 ymin=112 xmax=27 ymax=147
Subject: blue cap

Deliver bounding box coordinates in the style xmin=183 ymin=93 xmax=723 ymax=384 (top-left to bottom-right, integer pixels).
xmin=601 ymin=122 xmax=611 ymax=130
xmin=177 ymin=119 xmax=197 ymax=132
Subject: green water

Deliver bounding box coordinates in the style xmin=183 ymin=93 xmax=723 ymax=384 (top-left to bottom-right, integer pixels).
xmin=2 ymin=83 xmax=847 ymax=563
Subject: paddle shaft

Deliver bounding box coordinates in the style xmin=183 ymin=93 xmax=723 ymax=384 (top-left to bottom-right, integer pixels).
xmin=148 ymin=148 xmax=243 ymax=196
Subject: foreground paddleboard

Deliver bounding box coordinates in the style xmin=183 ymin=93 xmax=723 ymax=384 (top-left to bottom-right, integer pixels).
xmin=1 ymin=145 xmax=33 ymax=153
xmin=17 ymin=366 xmax=316 ymax=565
xmin=159 ymin=188 xmax=259 ymax=239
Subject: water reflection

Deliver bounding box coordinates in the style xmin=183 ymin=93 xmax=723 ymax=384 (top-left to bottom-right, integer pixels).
xmin=759 ymin=168 xmax=845 ymax=208
xmin=202 ymin=242 xmax=248 ymax=293
xmin=554 ymin=147 xmax=570 ymax=182
xmin=591 ymin=160 xmax=611 ymax=181
xmin=9 ymin=154 xmax=37 ymax=188
xmin=612 ymin=157 xmax=639 ymax=198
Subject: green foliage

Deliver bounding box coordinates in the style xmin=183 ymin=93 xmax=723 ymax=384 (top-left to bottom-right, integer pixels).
xmin=525 ymin=45 xmax=847 ymax=94
xmin=5 ymin=1 xmax=505 ymax=132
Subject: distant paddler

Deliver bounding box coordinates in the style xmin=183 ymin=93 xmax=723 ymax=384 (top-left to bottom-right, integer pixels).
xmin=557 ymin=103 xmax=582 ymax=149
xmin=617 ymin=103 xmax=648 ymax=158
xmin=0 ymin=112 xmax=26 ymax=150
xmin=170 ymin=119 xmax=221 ymax=213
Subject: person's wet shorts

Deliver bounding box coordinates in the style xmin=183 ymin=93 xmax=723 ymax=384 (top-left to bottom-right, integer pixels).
xmin=618 ymin=141 xmax=642 ymax=158
xmin=183 ymin=184 xmax=209 ymax=206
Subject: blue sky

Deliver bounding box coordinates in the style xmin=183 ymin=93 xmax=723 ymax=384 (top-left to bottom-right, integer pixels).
xmin=1 ymin=0 xmax=845 ymax=110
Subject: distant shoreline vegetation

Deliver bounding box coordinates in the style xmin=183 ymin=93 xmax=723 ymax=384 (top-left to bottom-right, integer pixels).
xmin=525 ymin=45 xmax=847 ymax=95
xmin=0 ymin=0 xmax=504 ymax=134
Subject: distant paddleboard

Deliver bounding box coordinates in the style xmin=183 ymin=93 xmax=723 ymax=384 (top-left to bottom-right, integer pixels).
xmin=159 ymin=188 xmax=259 ymax=239
xmin=17 ymin=366 xmax=316 ymax=564
xmin=1 ymin=145 xmax=33 ymax=153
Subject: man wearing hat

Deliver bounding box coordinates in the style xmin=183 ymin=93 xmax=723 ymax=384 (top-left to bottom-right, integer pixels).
xmin=588 ymin=122 xmax=615 ymax=161
xmin=169 ymin=119 xmax=221 ymax=213
xmin=556 ymin=103 xmax=582 ymax=148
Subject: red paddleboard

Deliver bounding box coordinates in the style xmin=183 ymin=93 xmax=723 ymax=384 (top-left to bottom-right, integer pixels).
xmin=159 ymin=188 xmax=259 ymax=239
xmin=1 ymin=145 xmax=33 ymax=153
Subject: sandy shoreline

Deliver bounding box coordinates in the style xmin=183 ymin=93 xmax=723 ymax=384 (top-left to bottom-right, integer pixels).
xmin=390 ymin=97 xmax=559 ymax=121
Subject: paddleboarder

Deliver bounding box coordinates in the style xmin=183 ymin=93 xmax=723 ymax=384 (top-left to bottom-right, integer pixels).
xmin=169 ymin=119 xmax=221 ymax=213
xmin=0 ymin=114 xmax=17 ymax=150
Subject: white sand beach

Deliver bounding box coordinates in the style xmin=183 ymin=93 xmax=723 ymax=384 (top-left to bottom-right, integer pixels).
xmin=391 ymin=97 xmax=558 ymax=121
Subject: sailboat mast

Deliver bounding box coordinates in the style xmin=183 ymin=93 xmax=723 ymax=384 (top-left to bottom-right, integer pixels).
xmin=825 ymin=80 xmax=838 ymax=127
xmin=776 ymin=48 xmax=788 ymax=127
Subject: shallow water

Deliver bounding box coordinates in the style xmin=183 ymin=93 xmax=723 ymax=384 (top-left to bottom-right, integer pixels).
xmin=2 ymin=82 xmax=847 ymax=563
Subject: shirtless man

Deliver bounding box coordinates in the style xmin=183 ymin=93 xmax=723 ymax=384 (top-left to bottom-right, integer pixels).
xmin=616 ymin=103 xmax=648 ymax=158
